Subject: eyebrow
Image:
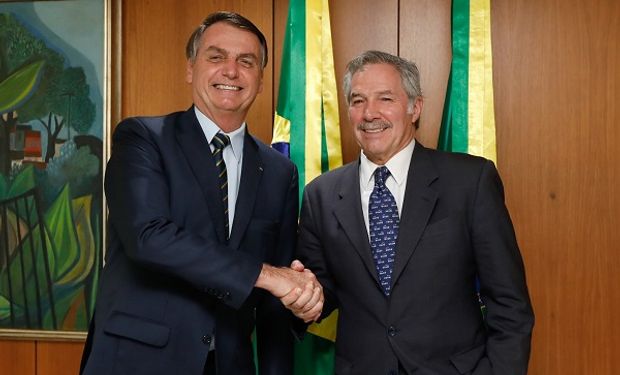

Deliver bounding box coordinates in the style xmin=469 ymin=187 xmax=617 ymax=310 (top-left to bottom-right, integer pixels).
xmin=204 ymin=46 xmax=258 ymax=62
xmin=350 ymin=90 xmax=394 ymax=99
xmin=375 ymin=90 xmax=394 ymax=96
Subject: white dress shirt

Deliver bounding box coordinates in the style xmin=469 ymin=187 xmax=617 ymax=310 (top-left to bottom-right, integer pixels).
xmin=194 ymin=107 xmax=244 ymax=235
xmin=359 ymin=139 xmax=415 ymax=238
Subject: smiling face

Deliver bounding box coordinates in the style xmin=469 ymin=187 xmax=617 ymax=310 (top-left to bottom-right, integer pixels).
xmin=348 ymin=63 xmax=422 ymax=165
xmin=185 ymin=22 xmax=264 ymax=131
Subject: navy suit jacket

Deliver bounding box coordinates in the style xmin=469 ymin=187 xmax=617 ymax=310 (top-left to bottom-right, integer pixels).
xmin=82 ymin=108 xmax=298 ymax=375
xmin=297 ymin=142 xmax=534 ymax=375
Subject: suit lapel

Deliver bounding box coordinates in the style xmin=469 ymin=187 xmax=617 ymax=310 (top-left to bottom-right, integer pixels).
xmin=333 ymin=161 xmax=381 ymax=286
xmin=391 ymin=143 xmax=438 ymax=286
xmin=174 ymin=108 xmax=228 ymax=242
xmin=228 ymin=133 xmax=263 ymax=250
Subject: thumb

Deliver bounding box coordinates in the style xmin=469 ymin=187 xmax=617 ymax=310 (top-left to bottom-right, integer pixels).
xmin=290 ymin=259 xmax=305 ymax=272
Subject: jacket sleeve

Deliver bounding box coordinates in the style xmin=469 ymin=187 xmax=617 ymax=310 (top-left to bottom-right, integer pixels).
xmin=472 ymin=160 xmax=535 ymax=374
xmin=105 ymin=118 xmax=262 ymax=309
xmin=296 ymin=185 xmax=340 ymax=322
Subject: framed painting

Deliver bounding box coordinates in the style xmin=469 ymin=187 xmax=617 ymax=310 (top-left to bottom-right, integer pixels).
xmin=0 ymin=0 xmax=119 ymax=340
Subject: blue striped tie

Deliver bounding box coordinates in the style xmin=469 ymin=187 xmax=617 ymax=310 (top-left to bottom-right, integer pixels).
xmin=369 ymin=166 xmax=399 ymax=295
xmin=212 ymin=133 xmax=231 ymax=239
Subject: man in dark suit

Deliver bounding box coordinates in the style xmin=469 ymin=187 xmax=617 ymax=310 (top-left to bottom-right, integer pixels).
xmin=81 ymin=12 xmax=321 ymax=375
xmin=294 ymin=50 xmax=534 ymax=374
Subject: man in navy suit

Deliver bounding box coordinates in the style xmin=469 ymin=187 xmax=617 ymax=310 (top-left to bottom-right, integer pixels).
xmin=294 ymin=51 xmax=534 ymax=374
xmin=81 ymin=11 xmax=321 ymax=375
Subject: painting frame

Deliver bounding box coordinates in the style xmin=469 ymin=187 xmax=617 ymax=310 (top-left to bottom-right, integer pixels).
xmin=0 ymin=0 xmax=120 ymax=341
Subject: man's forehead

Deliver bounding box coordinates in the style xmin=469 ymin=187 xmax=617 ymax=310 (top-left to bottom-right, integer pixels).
xmin=199 ymin=28 xmax=261 ymax=55
xmin=201 ymin=22 xmax=260 ymax=43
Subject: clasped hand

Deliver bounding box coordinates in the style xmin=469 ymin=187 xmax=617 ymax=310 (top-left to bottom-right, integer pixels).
xmin=258 ymin=260 xmax=323 ymax=322
xmin=280 ymin=260 xmax=324 ymax=322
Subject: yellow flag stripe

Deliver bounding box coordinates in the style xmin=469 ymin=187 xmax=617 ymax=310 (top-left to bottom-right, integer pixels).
xmin=307 ymin=309 xmax=338 ymax=342
xmin=303 ymin=0 xmax=340 ymax=343
xmin=305 ymin=0 xmax=323 ymax=185
xmin=272 ymin=112 xmax=291 ymax=144
xmin=321 ymin=0 xmax=343 ymax=170
xmin=468 ymin=0 xmax=497 ymax=163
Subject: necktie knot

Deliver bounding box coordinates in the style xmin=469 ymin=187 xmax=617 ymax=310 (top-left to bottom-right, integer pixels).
xmin=374 ymin=166 xmax=390 ymax=188
xmin=212 ymin=133 xmax=230 ymax=150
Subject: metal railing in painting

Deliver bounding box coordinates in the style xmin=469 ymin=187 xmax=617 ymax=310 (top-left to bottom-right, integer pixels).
xmin=0 ymin=188 xmax=57 ymax=330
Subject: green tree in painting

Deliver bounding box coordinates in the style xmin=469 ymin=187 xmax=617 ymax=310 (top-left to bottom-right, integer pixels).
xmin=0 ymin=13 xmax=95 ymax=166
xmin=0 ymin=60 xmax=45 ymax=175
xmin=38 ymin=66 xmax=96 ymax=162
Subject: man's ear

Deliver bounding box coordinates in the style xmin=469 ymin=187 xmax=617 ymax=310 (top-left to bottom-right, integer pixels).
xmin=410 ymin=97 xmax=424 ymax=123
xmin=257 ymin=68 xmax=264 ymax=93
xmin=185 ymin=60 xmax=194 ymax=84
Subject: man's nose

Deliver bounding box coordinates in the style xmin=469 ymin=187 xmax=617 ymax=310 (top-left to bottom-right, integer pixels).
xmin=222 ymin=59 xmax=239 ymax=79
xmin=363 ymin=102 xmax=380 ymax=120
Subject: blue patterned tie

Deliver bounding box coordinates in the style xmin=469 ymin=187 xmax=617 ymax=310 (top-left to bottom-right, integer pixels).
xmin=212 ymin=133 xmax=231 ymax=239
xmin=369 ymin=166 xmax=399 ymax=295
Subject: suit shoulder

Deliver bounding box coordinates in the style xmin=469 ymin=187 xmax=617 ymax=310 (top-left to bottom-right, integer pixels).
xmin=305 ymin=161 xmax=357 ymax=191
xmin=424 ymin=146 xmax=492 ymax=173
xmin=114 ymin=111 xmax=184 ymax=139
xmin=252 ymin=136 xmax=297 ymax=169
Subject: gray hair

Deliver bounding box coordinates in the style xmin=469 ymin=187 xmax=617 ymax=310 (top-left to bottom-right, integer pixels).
xmin=185 ymin=11 xmax=268 ymax=69
xmin=343 ymin=50 xmax=422 ymax=107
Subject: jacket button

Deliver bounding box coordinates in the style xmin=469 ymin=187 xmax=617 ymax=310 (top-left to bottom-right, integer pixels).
xmin=202 ymin=335 xmax=212 ymax=345
xmin=388 ymin=326 xmax=397 ymax=337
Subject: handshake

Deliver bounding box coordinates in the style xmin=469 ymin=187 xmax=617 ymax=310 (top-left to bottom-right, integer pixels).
xmin=256 ymin=260 xmax=323 ymax=323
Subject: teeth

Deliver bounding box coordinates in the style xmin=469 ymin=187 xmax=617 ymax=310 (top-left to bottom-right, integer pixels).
xmin=214 ymin=84 xmax=241 ymax=91
xmin=364 ymin=128 xmax=385 ymax=133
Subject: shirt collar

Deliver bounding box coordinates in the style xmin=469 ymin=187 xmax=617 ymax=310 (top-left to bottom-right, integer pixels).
xmin=194 ymin=106 xmax=245 ymax=162
xmin=359 ymin=138 xmax=416 ymax=189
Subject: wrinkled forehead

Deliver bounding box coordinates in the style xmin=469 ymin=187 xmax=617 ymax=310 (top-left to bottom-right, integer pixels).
xmin=351 ymin=64 xmax=405 ymax=93
xmin=198 ymin=22 xmax=264 ymax=62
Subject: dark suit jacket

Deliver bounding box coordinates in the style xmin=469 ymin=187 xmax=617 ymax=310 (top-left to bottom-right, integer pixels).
xmin=297 ymin=142 xmax=534 ymax=375
xmin=81 ymin=108 xmax=299 ymax=375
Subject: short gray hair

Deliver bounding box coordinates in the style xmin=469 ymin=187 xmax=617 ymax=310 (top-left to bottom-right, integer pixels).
xmin=343 ymin=50 xmax=422 ymax=107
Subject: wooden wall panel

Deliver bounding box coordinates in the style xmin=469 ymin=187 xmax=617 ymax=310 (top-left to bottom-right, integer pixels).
xmin=37 ymin=341 xmax=84 ymax=375
xmin=492 ymin=0 xmax=620 ymax=374
xmin=121 ymin=0 xmax=274 ymax=143
xmin=0 ymin=340 xmax=35 ymax=374
xmin=399 ymin=0 xmax=452 ymax=148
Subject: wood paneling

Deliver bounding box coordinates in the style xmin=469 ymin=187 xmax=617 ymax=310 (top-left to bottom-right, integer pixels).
xmin=399 ymin=0 xmax=452 ymax=149
xmin=37 ymin=341 xmax=84 ymax=375
xmin=0 ymin=340 xmax=35 ymax=375
xmin=492 ymin=0 xmax=620 ymax=374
